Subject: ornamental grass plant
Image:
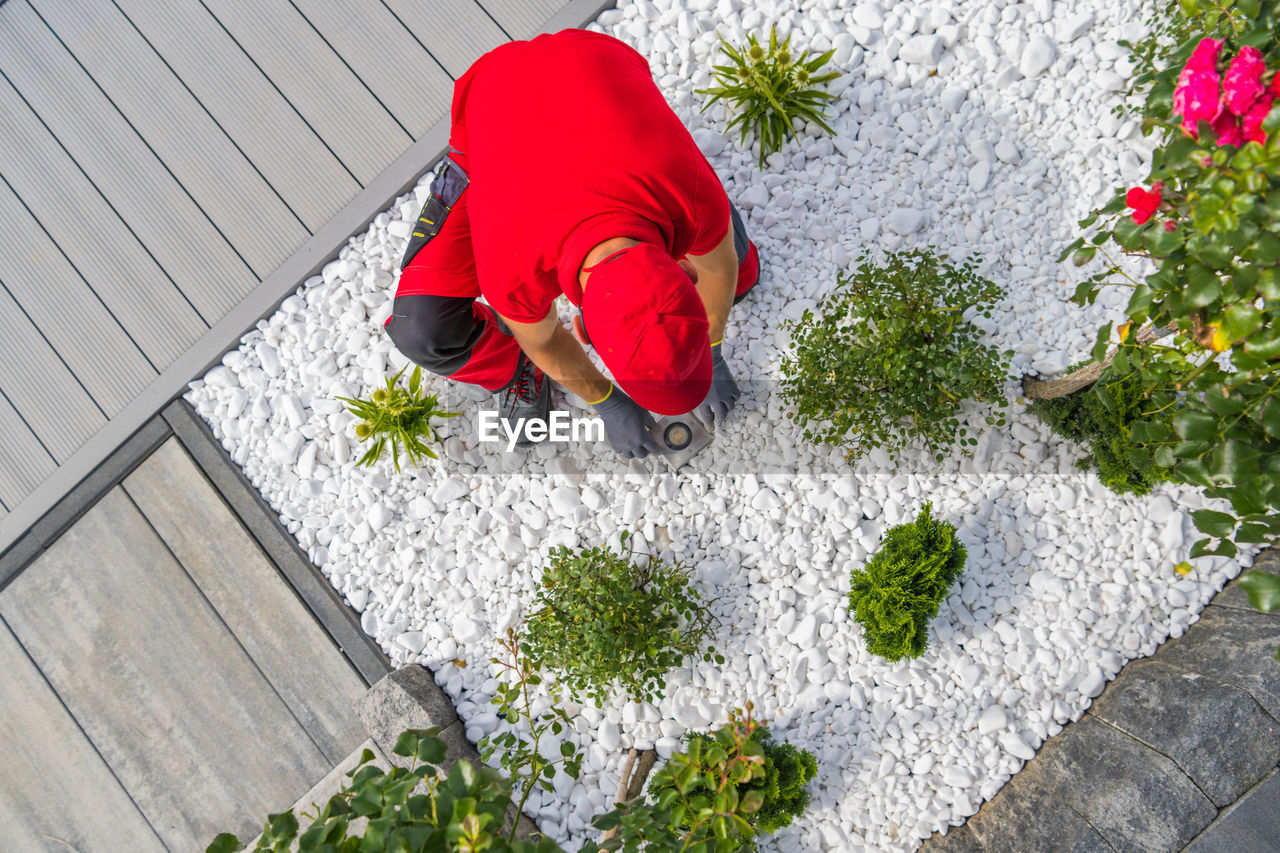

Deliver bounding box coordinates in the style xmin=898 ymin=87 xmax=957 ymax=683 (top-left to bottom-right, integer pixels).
xmin=780 ymin=248 xmax=1012 ymax=464
xmin=848 ymin=502 xmax=966 ymax=662
xmin=520 ymin=532 xmax=723 ymax=707
xmin=337 ymin=364 xmax=457 ymax=472
xmin=699 ymin=26 xmax=839 ymax=167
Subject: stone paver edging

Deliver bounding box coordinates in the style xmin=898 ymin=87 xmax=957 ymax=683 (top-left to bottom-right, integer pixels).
xmin=924 ymin=548 xmax=1280 ymax=853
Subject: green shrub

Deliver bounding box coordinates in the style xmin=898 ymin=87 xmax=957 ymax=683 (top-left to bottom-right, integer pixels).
xmin=337 ymin=365 xmax=457 ymax=471
xmin=520 ymin=532 xmax=722 ymax=707
xmin=848 ymin=502 xmax=966 ymax=662
xmin=1030 ymin=367 xmax=1179 ymax=495
xmin=206 ymin=729 xmax=565 ymax=853
xmin=781 ymin=248 xmax=1012 ymax=463
xmin=699 ymin=26 xmax=839 ymax=167
xmin=647 ymin=722 xmax=817 ymax=849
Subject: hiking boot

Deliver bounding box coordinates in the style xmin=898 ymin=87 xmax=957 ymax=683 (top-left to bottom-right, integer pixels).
xmin=496 ymin=353 xmax=550 ymax=446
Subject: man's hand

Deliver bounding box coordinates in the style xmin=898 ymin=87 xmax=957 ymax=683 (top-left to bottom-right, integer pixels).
xmin=694 ymin=341 xmax=739 ymax=428
xmin=593 ymin=384 xmax=661 ymax=458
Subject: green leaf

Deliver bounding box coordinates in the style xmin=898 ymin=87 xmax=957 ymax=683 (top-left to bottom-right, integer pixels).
xmin=1238 ymin=571 xmax=1280 ymax=613
xmin=416 ymin=736 xmax=447 ymax=765
xmin=1261 ymin=398 xmax=1280 ymax=439
xmin=1173 ymin=410 xmax=1217 ymax=442
xmin=1222 ymin=303 xmax=1263 ymax=341
xmin=205 ymin=834 xmax=246 ymax=853
xmin=1190 ymin=509 xmax=1237 ymax=539
xmin=1184 ymin=265 xmax=1221 ymax=308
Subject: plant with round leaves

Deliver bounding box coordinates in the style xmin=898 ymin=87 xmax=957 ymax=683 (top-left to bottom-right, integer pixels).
xmin=781 ymin=248 xmax=1012 ymax=464
xmin=205 ymin=728 xmax=565 ymax=853
xmin=337 ymin=365 xmax=458 ymax=472
xmin=698 ymin=26 xmax=840 ymax=167
xmin=520 ymin=532 xmax=722 ymax=708
xmin=848 ymin=502 xmax=966 ymax=662
xmin=1061 ymin=1 xmax=1280 ymax=559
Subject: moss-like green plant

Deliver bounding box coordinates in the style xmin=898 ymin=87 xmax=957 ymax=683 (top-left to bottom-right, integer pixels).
xmin=337 ymin=365 xmax=457 ymax=471
xmin=646 ymin=720 xmax=817 ymax=850
xmin=781 ymin=248 xmax=1012 ymax=463
xmin=1029 ymin=367 xmax=1178 ymax=495
xmin=848 ymin=502 xmax=966 ymax=661
xmin=520 ymin=532 xmax=723 ymax=707
xmin=699 ymin=26 xmax=839 ymax=167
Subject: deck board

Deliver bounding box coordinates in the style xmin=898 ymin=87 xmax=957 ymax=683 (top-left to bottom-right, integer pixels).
xmin=291 ymin=0 xmax=453 ymax=138
xmin=481 ymin=0 xmax=568 ymax=40
xmin=0 ymin=487 xmax=332 ymax=849
xmin=33 ymin=0 xmax=308 ymax=282
xmin=113 ymin=0 xmax=360 ymax=232
xmin=0 ymin=287 xmax=105 ymax=463
xmin=383 ymin=0 xmax=508 ymax=78
xmin=0 ymin=393 xmax=56 ymax=509
xmin=0 ymin=2 xmax=228 ymax=362
xmin=0 ymin=73 xmax=204 ymax=372
xmin=201 ymin=0 xmax=412 ymax=184
xmin=0 ymin=179 xmax=155 ymax=417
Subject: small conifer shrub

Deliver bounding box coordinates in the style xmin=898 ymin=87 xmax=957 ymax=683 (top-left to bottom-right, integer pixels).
xmin=1029 ymin=367 xmax=1177 ymax=496
xmin=647 ymin=721 xmax=818 ymax=849
xmin=848 ymin=502 xmax=966 ymax=661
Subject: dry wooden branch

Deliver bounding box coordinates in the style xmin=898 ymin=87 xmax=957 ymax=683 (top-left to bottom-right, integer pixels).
xmin=599 ymin=747 xmax=658 ymax=842
xmin=1022 ymin=323 xmax=1177 ymax=400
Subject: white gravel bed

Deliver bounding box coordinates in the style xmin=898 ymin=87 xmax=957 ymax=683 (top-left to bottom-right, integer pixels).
xmin=186 ymin=0 xmax=1262 ymax=850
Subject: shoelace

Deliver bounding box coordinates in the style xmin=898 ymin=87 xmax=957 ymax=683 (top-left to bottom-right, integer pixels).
xmin=509 ymin=358 xmax=542 ymax=403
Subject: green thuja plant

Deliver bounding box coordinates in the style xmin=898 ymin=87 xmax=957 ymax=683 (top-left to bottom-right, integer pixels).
xmin=849 ymin=502 xmax=966 ymax=662
xmin=646 ymin=721 xmax=817 ymax=849
xmin=337 ymin=365 xmax=458 ymax=472
xmin=781 ymin=249 xmax=1012 ymax=463
xmin=1029 ymin=364 xmax=1180 ymax=495
xmin=520 ymin=532 xmax=723 ymax=707
xmin=206 ymin=729 xmax=565 ymax=853
xmin=699 ymin=26 xmax=839 ymax=166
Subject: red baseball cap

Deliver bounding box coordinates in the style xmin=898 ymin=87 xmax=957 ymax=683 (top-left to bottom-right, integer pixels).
xmin=580 ymin=243 xmax=712 ymax=416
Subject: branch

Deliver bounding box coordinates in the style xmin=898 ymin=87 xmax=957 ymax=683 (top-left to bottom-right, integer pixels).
xmin=599 ymin=747 xmax=658 ymax=843
xmin=1022 ymin=323 xmax=1177 ymax=400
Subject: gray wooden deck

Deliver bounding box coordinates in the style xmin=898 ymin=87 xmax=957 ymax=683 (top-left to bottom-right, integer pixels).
xmin=0 ymin=0 xmax=613 ymax=555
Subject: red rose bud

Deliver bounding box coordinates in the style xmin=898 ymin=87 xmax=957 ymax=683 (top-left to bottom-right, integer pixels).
xmin=1164 ymin=221 xmax=1177 ymax=231
xmin=1126 ymin=183 xmax=1163 ymax=224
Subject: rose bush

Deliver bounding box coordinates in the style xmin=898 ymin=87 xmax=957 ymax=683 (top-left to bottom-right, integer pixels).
xmin=1063 ymin=0 xmax=1280 ymax=559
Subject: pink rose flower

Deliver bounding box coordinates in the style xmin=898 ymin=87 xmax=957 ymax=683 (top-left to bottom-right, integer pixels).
xmin=1212 ymin=110 xmax=1244 ymax=147
xmin=1174 ymin=69 xmax=1224 ymax=136
xmin=1186 ymin=37 xmax=1223 ymax=72
xmin=1126 ymin=183 xmax=1163 ymax=224
xmin=1242 ymin=93 xmax=1274 ymax=144
xmin=1223 ymin=46 xmax=1266 ymax=115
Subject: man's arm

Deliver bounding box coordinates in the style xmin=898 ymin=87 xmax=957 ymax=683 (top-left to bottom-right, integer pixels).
xmin=684 ymin=225 xmax=738 ymax=344
xmin=499 ymin=310 xmax=613 ymax=403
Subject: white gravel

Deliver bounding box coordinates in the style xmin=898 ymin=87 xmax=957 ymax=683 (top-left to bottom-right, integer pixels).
xmin=185 ymin=0 xmax=1262 ymax=850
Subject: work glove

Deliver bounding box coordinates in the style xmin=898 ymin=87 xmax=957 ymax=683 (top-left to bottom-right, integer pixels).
xmin=694 ymin=341 xmax=739 ymax=428
xmin=592 ymin=384 xmax=661 ymax=459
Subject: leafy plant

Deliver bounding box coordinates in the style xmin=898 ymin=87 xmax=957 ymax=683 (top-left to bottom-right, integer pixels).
xmin=1062 ymin=0 xmax=1280 ymax=558
xmin=848 ymin=502 xmax=966 ymax=662
xmin=480 ymin=630 xmax=583 ymax=840
xmin=520 ymin=532 xmax=723 ymax=707
xmin=699 ymin=26 xmax=839 ymax=167
xmin=1030 ymin=365 xmax=1180 ymax=494
xmin=588 ymin=705 xmax=770 ymax=853
xmin=337 ymin=365 xmax=458 ymax=472
xmin=646 ymin=722 xmax=817 ymax=849
xmin=780 ymin=248 xmax=1012 ymax=463
xmin=205 ymin=728 xmax=564 ymax=853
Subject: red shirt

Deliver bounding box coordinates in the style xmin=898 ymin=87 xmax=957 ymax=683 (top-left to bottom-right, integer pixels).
xmin=449 ymin=30 xmax=729 ymax=323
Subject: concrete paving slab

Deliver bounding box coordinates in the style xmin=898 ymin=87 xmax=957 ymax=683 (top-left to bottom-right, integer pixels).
xmin=1089 ymin=658 xmax=1280 ymax=806
xmin=0 ymin=619 xmax=165 ymax=853
xmin=124 ymin=437 xmax=367 ymax=764
xmin=963 ymin=763 xmax=1116 ymax=853
xmin=1153 ymin=605 xmax=1280 ymax=720
xmin=1185 ymin=769 xmax=1280 ymax=853
xmin=0 ymin=487 xmax=331 ymax=850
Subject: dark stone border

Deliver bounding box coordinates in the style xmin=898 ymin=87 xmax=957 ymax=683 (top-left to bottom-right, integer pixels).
xmin=923 ymin=548 xmax=1280 ymax=853
xmin=162 ymin=399 xmax=390 ymax=687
